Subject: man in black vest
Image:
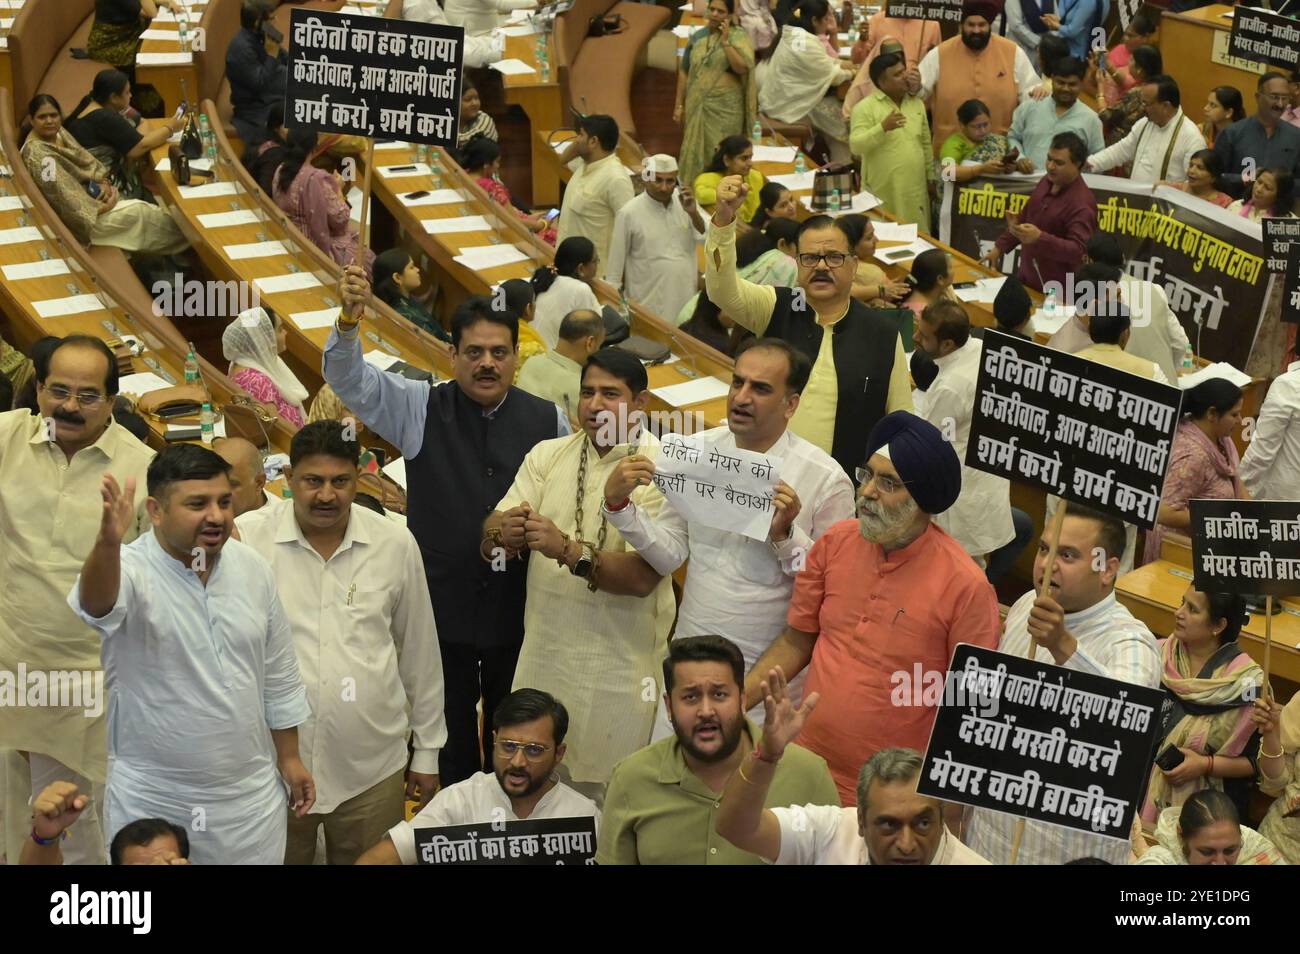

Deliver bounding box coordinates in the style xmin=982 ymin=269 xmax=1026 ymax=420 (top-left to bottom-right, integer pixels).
xmin=703 ymin=174 xmax=913 ymax=479
xmin=324 ymin=265 xmax=565 ymax=788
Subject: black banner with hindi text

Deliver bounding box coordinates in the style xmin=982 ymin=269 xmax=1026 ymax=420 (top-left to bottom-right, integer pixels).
xmin=1191 ymin=499 xmax=1300 ymax=597
xmin=413 ymin=816 xmax=597 ymax=865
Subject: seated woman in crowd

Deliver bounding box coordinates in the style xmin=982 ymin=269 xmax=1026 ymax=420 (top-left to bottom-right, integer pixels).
xmin=273 ymin=128 xmax=375 ymax=276
xmin=1144 ymin=377 xmax=1248 ymax=564
xmin=531 ymin=237 xmax=601 ymax=348
xmin=66 ymin=69 xmax=180 ymax=201
xmin=835 ymin=212 xmax=909 ymax=308
xmin=457 ymin=84 xmax=498 ymax=153
xmin=1140 ymin=587 xmax=1262 ymax=824
xmin=680 ymin=291 xmax=751 ymax=356
xmin=676 ymin=0 xmax=757 ymax=189
xmin=693 ymin=135 xmax=766 ymax=222
xmin=373 ymin=247 xmax=450 ymax=343
xmin=1134 ymin=789 xmax=1285 ymax=865
xmin=1227 ymin=167 xmax=1297 ymax=222
xmin=1162 ymin=149 xmax=1232 ymax=209
xmin=244 ymin=102 xmax=288 ymax=198
xmin=1202 ymin=86 xmax=1246 ymax=148
xmin=749 ymin=182 xmax=799 ymax=228
xmin=460 ymin=137 xmax=557 ymax=244
xmin=900 ymin=247 xmax=956 ymax=330
xmin=675 ymin=217 xmax=801 ymax=325
xmin=87 ymin=0 xmax=173 ymax=116
xmin=499 ymin=277 xmax=547 ymax=375
xmin=1099 ymin=44 xmax=1162 ymax=145
xmin=1093 ymin=12 xmax=1157 ymax=109
xmin=1254 ymin=693 xmax=1300 ymax=864
xmin=23 ymin=94 xmax=188 ymax=257
xmin=222 ymin=307 xmax=307 ymax=430
xmin=758 ymin=0 xmax=855 ymax=163
xmin=938 ymin=99 xmax=1012 ymax=184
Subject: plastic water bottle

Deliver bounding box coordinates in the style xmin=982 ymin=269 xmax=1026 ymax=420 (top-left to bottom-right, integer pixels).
xmin=829 ymin=189 xmax=841 ymax=213
xmin=794 ymin=153 xmax=806 ymax=176
xmin=619 ymin=292 xmax=631 ymax=320
xmin=200 ymin=403 xmax=215 ymax=445
xmin=752 ymin=119 xmax=763 ymax=143
xmin=184 ymin=349 xmax=200 ymax=385
xmin=177 ymin=10 xmax=190 ymax=53
xmin=1182 ymin=343 xmax=1195 ymax=371
xmin=1044 ymin=287 xmax=1059 ymax=319
xmin=416 ymin=141 xmax=429 ymax=166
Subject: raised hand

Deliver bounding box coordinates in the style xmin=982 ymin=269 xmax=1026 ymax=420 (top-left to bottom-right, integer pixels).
xmin=678 ymin=185 xmax=699 ymax=217
xmin=768 ymin=481 xmax=801 ymax=542
xmin=31 ymin=781 xmax=88 ymax=842
xmin=759 ymin=666 xmax=820 ymax=760
xmin=339 ymin=264 xmax=371 ymax=322
xmin=712 ymin=174 xmax=749 ymax=227
xmin=98 ymin=474 xmax=137 ymax=548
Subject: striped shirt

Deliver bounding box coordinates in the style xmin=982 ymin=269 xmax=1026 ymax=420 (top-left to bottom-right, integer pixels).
xmin=964 ymin=590 xmax=1160 ymax=865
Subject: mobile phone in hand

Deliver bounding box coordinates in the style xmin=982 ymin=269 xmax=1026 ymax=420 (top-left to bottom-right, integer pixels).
xmin=544 ymin=208 xmax=560 ymax=221
xmin=1155 ymin=745 xmax=1186 ymax=772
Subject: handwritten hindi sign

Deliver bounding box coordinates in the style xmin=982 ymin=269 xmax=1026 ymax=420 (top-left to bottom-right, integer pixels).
xmin=885 ymin=0 xmax=963 ymax=22
xmin=413 ymin=817 xmax=597 ymax=865
xmin=285 ymin=8 xmax=464 ymax=147
xmin=967 ymin=331 xmax=1182 ymax=530
xmin=652 ymin=433 xmax=781 ymax=541
xmin=1229 ymin=7 xmax=1300 ymax=72
xmin=1264 ymin=217 xmax=1300 ymax=324
xmin=918 ymin=645 xmax=1163 ymax=841
xmin=1191 ymin=499 xmax=1300 ymax=597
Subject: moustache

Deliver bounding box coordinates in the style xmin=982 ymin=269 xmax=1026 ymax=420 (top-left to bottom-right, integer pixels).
xmin=53 ymin=411 xmax=85 ymax=424
xmin=474 ymin=371 xmax=500 ymax=380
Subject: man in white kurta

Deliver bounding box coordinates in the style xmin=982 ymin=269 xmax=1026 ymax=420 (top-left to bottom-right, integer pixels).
xmin=1086 ymin=81 xmax=1206 ymax=184
xmin=604 ymin=154 xmax=705 ymax=322
xmin=69 ymin=447 xmax=312 ymax=865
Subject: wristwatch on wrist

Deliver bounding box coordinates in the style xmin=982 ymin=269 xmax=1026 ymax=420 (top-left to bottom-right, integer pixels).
xmin=569 ymin=541 xmax=595 ymax=579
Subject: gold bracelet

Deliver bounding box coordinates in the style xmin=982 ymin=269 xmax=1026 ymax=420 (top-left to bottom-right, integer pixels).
xmin=1260 ymin=744 xmax=1285 ymax=760
xmin=737 ymin=759 xmax=754 ymax=784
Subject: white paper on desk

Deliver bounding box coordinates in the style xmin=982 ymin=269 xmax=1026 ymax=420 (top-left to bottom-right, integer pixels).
xmin=382 ymin=457 xmax=408 ymax=491
xmin=1030 ymin=305 xmax=1076 ymax=335
xmin=178 ymin=181 xmax=241 ymax=199
xmin=508 ymin=8 xmax=533 ymax=21
xmin=1178 ymin=361 xmax=1252 ymax=389
xmin=872 ymin=221 xmax=918 ymax=243
xmin=372 ymin=140 xmax=407 ymax=151
xmin=672 ymin=24 xmax=696 ymax=37
xmin=400 ymin=188 xmax=467 ymax=207
xmin=489 ymin=58 xmax=536 ymax=76
xmin=289 ymin=308 xmax=341 ymax=331
xmin=0 ymin=18 xmax=12 ymax=29
xmin=649 ymin=375 xmax=730 ymax=407
xmin=225 ymin=240 xmax=288 ymax=260
xmin=424 ymin=215 xmax=493 ymax=234
xmin=167 ymin=419 xmax=227 ymax=438
xmin=653 ymin=433 xmax=781 ymax=542
xmin=0 ymin=38 xmax=7 ymax=50
xmin=2 ymin=258 xmax=69 ymax=280
xmin=363 ymin=350 xmax=402 ymax=372
xmin=954 ymin=275 xmax=1006 ymax=304
xmin=378 ymin=163 xmax=432 ymax=178
xmin=0 ymin=195 xmax=29 ymax=211
xmin=254 ymin=272 xmax=323 ymax=294
xmin=118 ymin=372 xmax=173 ymax=397
xmin=33 ymin=294 xmax=107 ymax=318
xmin=140 ymin=28 xmax=178 ymax=39
xmin=801 ymin=191 xmax=882 ymax=214
xmin=453 ymin=245 xmax=530 ymax=270
xmin=768 ymin=170 xmax=817 ymax=191
xmin=751 ymin=144 xmax=798 ymax=164
xmin=873 ymin=238 xmax=934 ymax=266
xmin=198 ymin=209 xmax=263 ymax=228
xmin=155 ymin=156 xmax=211 ymax=173
xmin=136 ymin=52 xmax=193 ymax=65
xmin=0 ymin=226 xmax=43 ymax=246
xmin=501 ymin=23 xmax=540 ymax=35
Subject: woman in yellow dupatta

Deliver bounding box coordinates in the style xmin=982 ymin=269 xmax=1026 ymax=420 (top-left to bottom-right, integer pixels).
xmin=674 ymin=0 xmax=756 ymax=190
xmin=1140 ymin=587 xmax=1262 ymax=824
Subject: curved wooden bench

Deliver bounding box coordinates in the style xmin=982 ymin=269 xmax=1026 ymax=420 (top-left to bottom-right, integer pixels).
xmin=9 ymin=0 xmax=106 ymax=122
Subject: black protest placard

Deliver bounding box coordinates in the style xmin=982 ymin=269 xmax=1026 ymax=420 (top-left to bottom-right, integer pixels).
xmin=1264 ymin=217 xmax=1300 ymax=324
xmin=413 ymin=816 xmax=597 ymax=865
xmin=884 ymin=0 xmax=964 ymax=23
xmin=918 ymin=644 xmax=1164 ymax=841
xmin=1191 ymin=499 xmax=1300 ymax=598
xmin=1116 ymin=0 xmax=1144 ymax=30
xmin=967 ymin=330 xmax=1183 ymax=530
xmin=285 ymin=8 xmax=464 ymax=148
xmin=1228 ymin=7 xmax=1300 ymax=72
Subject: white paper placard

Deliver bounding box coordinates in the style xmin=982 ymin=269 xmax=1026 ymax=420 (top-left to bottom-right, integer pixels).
xmin=652 ymin=433 xmax=781 ymax=541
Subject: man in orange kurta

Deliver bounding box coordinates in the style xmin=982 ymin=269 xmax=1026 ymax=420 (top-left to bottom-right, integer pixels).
xmin=918 ymin=0 xmax=1045 ymax=156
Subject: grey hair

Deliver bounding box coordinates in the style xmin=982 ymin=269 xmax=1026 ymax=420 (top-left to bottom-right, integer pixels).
xmin=856 ymin=747 xmax=924 ymax=808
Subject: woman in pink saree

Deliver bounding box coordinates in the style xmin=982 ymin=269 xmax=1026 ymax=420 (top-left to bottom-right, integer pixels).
xmin=272 ymin=128 xmax=375 ymax=277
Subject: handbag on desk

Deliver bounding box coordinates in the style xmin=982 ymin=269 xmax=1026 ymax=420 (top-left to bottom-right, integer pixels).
xmin=136 ymin=384 xmax=207 ymax=420
xmin=811 ymin=162 xmax=855 ymax=212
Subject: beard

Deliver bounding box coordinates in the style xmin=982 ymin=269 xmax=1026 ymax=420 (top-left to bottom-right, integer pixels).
xmin=857 ymin=494 xmax=921 ymax=546
xmin=495 ymin=764 xmax=549 ymax=798
xmin=674 ymin=714 xmax=746 ymax=764
xmin=961 ymin=30 xmax=990 ymax=51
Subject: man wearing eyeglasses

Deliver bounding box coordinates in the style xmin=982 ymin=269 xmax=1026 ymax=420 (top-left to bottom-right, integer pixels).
xmin=741 ymin=411 xmax=1001 ymax=804
xmin=1212 ymin=72 xmax=1300 ymax=201
xmin=356 ymin=689 xmax=599 ymax=864
xmin=704 ymin=174 xmax=913 ymax=480
xmin=0 ymin=335 xmax=154 ymax=865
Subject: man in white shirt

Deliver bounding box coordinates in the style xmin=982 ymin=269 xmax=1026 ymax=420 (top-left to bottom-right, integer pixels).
xmin=557 ymin=114 xmax=636 ymax=267
xmin=214 ymin=436 xmax=284 ymax=517
xmin=1086 ymin=75 xmax=1206 ymax=184
xmin=237 ymin=421 xmax=447 ymax=865
xmin=911 ymin=300 xmax=1015 ymax=561
xmin=1240 ymin=359 xmax=1300 ymax=500
xmin=964 ymin=506 xmax=1160 ymax=864
xmin=603 ymin=338 xmax=854 ymax=723
xmin=604 ymin=154 xmax=706 ymax=322
xmin=402 ymin=0 xmax=506 ymax=65
xmin=716 ymin=673 xmax=988 ymax=865
xmin=356 ymin=689 xmax=599 ymax=865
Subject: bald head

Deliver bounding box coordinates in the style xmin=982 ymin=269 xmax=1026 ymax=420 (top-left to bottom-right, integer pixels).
xmin=214 ymin=437 xmax=266 ymax=516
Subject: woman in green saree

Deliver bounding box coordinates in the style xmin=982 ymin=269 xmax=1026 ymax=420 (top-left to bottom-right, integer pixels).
xmin=674 ymin=0 xmax=757 ymax=190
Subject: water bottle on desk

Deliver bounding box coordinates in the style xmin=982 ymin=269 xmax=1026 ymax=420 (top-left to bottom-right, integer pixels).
xmin=752 ymin=119 xmax=762 ymax=143
xmin=829 ymin=189 xmax=841 ymax=213
xmin=416 ymin=141 xmax=429 ymax=167
xmin=178 ymin=10 xmax=190 ymax=53
xmin=200 ymin=403 xmax=215 ymax=445
xmin=794 ymin=153 xmax=806 ymax=176
xmin=184 ymin=349 xmax=199 ymax=385
xmin=1182 ymin=343 xmax=1195 ymax=371
xmin=1044 ymin=287 xmax=1058 ymax=320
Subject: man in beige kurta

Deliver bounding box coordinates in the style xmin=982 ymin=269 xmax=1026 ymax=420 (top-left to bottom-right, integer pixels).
xmin=0 ymin=338 xmax=153 ymax=864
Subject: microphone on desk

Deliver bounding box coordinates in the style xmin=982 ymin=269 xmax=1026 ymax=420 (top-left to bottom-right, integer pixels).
xmin=667 ymin=334 xmax=700 ymax=379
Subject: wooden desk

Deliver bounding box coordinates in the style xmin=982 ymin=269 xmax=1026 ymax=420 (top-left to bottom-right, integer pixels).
xmin=500 ymin=30 xmax=564 ymax=207
xmin=135 ymin=0 xmax=202 ymax=116
xmin=1160 ymin=4 xmax=1263 ymax=140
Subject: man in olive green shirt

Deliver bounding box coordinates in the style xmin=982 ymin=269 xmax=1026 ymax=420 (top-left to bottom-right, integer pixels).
xmin=515 ymin=309 xmax=604 ymax=429
xmin=597 ymin=636 xmax=837 ymax=864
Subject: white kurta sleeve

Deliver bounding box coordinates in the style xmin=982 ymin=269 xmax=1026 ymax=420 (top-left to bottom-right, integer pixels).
xmin=393 ymin=530 xmax=447 ymax=773
xmin=263 ymin=587 xmax=312 ymax=730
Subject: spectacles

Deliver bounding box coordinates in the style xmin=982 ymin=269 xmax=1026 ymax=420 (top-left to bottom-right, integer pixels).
xmin=797 ymin=251 xmax=854 ymax=268
xmin=1263 ymin=93 xmax=1291 ymax=103
xmin=855 ymin=465 xmax=907 ymax=494
xmin=494 ymin=739 xmax=552 ymax=762
xmin=42 ymin=384 xmax=106 ymax=408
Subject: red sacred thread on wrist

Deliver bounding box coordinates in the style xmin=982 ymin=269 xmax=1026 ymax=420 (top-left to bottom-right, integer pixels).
xmin=753 ymin=744 xmax=780 ymax=764
xmin=606 ymin=498 xmax=631 ymax=513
